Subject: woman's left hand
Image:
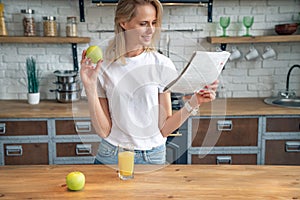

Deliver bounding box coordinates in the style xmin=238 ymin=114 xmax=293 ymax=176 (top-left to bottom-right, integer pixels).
xmin=189 ymin=80 xmax=219 ymax=108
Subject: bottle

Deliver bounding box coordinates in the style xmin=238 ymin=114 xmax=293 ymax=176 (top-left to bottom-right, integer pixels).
xmin=0 ymin=3 xmax=7 ymax=36
xmin=21 ymin=9 xmax=36 ymax=36
xmin=66 ymin=16 xmax=77 ymax=37
xmin=43 ymin=16 xmax=57 ymax=37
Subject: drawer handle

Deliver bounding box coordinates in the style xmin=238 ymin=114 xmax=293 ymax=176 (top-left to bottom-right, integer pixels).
xmin=6 ymin=145 xmax=23 ymax=156
xmin=75 ymin=121 xmax=91 ymax=133
xmin=217 ymin=120 xmax=232 ymax=131
xmin=0 ymin=123 xmax=6 ymax=134
xmin=216 ymin=156 xmax=232 ymax=165
xmin=285 ymin=141 xmax=300 ymax=152
xmin=76 ymin=144 xmax=92 ymax=155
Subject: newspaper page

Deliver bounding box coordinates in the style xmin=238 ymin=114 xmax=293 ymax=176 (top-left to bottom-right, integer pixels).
xmin=164 ymin=51 xmax=230 ymax=94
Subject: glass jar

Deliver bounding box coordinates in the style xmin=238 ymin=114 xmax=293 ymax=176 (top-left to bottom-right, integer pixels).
xmin=66 ymin=16 xmax=77 ymax=37
xmin=43 ymin=16 xmax=57 ymax=37
xmin=0 ymin=3 xmax=7 ymax=36
xmin=21 ymin=9 xmax=36 ymax=36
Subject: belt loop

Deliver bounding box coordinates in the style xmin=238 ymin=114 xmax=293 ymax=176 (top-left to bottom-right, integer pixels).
xmin=142 ymin=151 xmax=148 ymax=162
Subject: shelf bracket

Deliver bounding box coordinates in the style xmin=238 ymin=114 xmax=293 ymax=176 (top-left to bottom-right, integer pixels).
xmin=207 ymin=0 xmax=213 ymax=23
xmin=220 ymin=43 xmax=227 ymax=51
xmin=72 ymin=43 xmax=79 ymax=71
xmin=79 ymin=0 xmax=85 ymax=22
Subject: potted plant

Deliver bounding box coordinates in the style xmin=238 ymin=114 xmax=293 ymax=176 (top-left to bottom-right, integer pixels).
xmin=26 ymin=57 xmax=40 ymax=104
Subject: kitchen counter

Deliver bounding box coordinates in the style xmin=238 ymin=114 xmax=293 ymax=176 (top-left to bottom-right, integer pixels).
xmin=0 ymin=98 xmax=299 ymax=118
xmin=0 ymin=165 xmax=299 ymax=199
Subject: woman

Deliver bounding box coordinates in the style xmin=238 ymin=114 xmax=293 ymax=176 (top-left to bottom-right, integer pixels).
xmin=80 ymin=0 xmax=218 ymax=164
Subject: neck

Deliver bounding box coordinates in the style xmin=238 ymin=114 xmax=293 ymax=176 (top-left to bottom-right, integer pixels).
xmin=125 ymin=47 xmax=145 ymax=57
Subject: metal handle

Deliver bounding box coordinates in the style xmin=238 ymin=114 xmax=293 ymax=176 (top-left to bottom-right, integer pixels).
xmin=216 ymin=156 xmax=232 ymax=165
xmin=75 ymin=121 xmax=91 ymax=133
xmin=76 ymin=144 xmax=92 ymax=155
xmin=169 ymin=131 xmax=183 ymax=137
xmin=0 ymin=123 xmax=6 ymax=134
xmin=217 ymin=120 xmax=233 ymax=131
xmin=285 ymin=141 xmax=300 ymax=152
xmin=6 ymin=145 xmax=23 ymax=156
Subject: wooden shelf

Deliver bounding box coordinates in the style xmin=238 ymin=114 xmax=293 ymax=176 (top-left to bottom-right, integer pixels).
xmin=207 ymin=35 xmax=300 ymax=44
xmin=0 ymin=36 xmax=90 ymax=44
xmin=0 ymin=36 xmax=91 ymax=71
xmin=207 ymin=35 xmax=300 ymax=51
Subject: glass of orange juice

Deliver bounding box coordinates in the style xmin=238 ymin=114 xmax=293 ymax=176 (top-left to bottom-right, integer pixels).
xmin=118 ymin=143 xmax=135 ymax=180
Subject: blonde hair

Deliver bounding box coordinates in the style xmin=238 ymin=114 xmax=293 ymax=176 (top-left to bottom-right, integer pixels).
xmin=105 ymin=0 xmax=163 ymax=64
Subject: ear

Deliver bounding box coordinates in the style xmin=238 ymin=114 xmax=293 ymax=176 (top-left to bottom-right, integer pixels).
xmin=119 ymin=21 xmax=127 ymax=30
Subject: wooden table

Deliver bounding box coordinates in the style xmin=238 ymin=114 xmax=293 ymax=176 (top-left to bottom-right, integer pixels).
xmin=0 ymin=98 xmax=300 ymax=118
xmin=0 ymin=165 xmax=299 ymax=199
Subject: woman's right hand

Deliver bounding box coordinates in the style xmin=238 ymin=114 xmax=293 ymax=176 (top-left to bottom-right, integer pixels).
xmin=80 ymin=50 xmax=102 ymax=92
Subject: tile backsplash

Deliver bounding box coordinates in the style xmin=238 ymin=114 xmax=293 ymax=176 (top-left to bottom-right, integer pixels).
xmin=0 ymin=0 xmax=299 ymax=100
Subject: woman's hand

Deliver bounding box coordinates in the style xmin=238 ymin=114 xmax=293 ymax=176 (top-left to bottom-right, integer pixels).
xmin=80 ymin=50 xmax=102 ymax=92
xmin=189 ymin=80 xmax=219 ymax=108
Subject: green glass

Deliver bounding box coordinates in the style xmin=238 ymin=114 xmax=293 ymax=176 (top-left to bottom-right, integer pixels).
xmin=243 ymin=16 xmax=254 ymax=37
xmin=219 ymin=16 xmax=230 ymax=37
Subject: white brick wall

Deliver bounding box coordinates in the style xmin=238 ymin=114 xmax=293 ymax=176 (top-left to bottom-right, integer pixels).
xmin=0 ymin=0 xmax=299 ymax=100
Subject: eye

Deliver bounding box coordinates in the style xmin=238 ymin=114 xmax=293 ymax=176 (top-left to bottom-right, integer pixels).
xmin=140 ymin=22 xmax=147 ymax=26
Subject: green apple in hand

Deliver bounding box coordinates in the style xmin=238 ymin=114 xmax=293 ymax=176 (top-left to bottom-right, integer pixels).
xmin=66 ymin=171 xmax=85 ymax=191
xmin=86 ymin=45 xmax=103 ymax=64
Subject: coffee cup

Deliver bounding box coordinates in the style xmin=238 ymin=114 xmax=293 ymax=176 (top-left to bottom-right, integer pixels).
xmin=262 ymin=46 xmax=276 ymax=59
xmin=229 ymin=46 xmax=242 ymax=61
xmin=245 ymin=46 xmax=259 ymax=60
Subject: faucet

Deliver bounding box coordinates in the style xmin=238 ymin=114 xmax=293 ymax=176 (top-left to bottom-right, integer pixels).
xmin=281 ymin=64 xmax=300 ymax=98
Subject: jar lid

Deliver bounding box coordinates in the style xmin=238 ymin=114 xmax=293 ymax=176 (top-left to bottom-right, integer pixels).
xmin=67 ymin=16 xmax=77 ymax=23
xmin=43 ymin=16 xmax=56 ymax=21
xmin=21 ymin=9 xmax=35 ymax=14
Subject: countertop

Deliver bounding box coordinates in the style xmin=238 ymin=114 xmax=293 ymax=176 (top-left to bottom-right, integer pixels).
xmin=0 ymin=98 xmax=299 ymax=118
xmin=0 ymin=165 xmax=299 ymax=199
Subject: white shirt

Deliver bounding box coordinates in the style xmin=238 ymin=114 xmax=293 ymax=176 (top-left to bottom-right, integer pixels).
xmin=97 ymin=51 xmax=178 ymax=150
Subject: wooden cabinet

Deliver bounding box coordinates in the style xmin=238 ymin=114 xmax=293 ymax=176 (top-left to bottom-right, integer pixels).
xmin=53 ymin=118 xmax=101 ymax=164
xmin=262 ymin=116 xmax=300 ymax=165
xmin=4 ymin=143 xmax=48 ymax=165
xmin=0 ymin=119 xmax=49 ymax=165
xmin=187 ymin=116 xmax=260 ymax=165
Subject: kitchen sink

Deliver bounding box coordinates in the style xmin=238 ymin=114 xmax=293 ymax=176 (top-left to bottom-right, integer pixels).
xmin=264 ymin=97 xmax=300 ymax=109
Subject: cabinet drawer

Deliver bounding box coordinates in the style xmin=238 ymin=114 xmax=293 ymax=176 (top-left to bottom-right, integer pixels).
xmin=4 ymin=143 xmax=48 ymax=165
xmin=266 ymin=118 xmax=300 ymax=132
xmin=56 ymin=142 xmax=100 ymax=157
xmin=0 ymin=121 xmax=47 ymax=136
xmin=265 ymin=140 xmax=300 ymax=165
xmin=191 ymin=154 xmax=257 ymax=165
xmin=55 ymin=120 xmax=95 ymax=135
xmin=191 ymin=118 xmax=258 ymax=147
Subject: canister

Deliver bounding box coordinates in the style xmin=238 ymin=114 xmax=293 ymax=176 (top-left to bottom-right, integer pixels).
xmin=21 ymin=9 xmax=36 ymax=36
xmin=0 ymin=3 xmax=7 ymax=36
xmin=66 ymin=16 xmax=77 ymax=37
xmin=43 ymin=16 xmax=57 ymax=36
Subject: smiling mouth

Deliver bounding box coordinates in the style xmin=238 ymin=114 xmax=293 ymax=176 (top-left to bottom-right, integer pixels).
xmin=142 ymin=36 xmax=152 ymax=42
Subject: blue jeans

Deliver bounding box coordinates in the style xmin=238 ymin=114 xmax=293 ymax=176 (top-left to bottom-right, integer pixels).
xmin=94 ymin=139 xmax=166 ymax=165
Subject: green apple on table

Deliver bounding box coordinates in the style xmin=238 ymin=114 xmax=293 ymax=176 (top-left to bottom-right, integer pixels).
xmin=66 ymin=171 xmax=85 ymax=191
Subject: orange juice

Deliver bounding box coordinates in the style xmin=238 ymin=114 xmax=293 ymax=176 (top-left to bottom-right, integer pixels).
xmin=118 ymin=151 xmax=134 ymax=178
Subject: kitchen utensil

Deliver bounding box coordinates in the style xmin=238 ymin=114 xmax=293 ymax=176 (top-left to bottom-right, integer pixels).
xmin=275 ymin=23 xmax=298 ymax=35
xmin=50 ymin=89 xmax=80 ymax=103
xmin=53 ymin=80 xmax=80 ymax=92
xmin=53 ymin=70 xmax=78 ymax=83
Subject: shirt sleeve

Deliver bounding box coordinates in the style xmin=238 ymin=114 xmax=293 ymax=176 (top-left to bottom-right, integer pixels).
xmin=158 ymin=56 xmax=178 ymax=93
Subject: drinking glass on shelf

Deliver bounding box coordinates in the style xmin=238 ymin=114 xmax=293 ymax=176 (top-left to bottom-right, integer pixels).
xmin=243 ymin=16 xmax=254 ymax=36
xmin=219 ymin=16 xmax=230 ymax=37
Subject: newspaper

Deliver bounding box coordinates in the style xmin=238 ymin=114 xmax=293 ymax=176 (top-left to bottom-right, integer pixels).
xmin=163 ymin=51 xmax=230 ymax=94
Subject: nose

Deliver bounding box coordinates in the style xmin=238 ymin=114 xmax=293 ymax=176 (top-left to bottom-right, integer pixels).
xmin=146 ymin=24 xmax=155 ymax=34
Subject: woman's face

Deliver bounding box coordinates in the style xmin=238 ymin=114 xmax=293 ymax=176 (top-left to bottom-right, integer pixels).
xmin=120 ymin=3 xmax=157 ymax=50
